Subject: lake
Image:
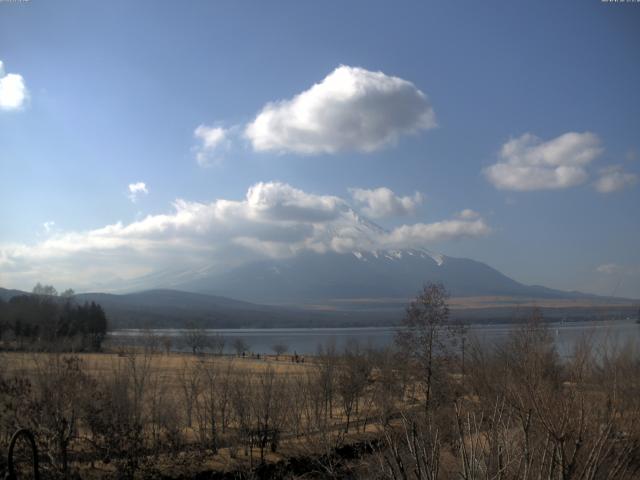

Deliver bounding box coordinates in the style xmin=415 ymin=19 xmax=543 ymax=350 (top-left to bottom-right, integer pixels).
xmin=109 ymin=318 xmax=640 ymax=356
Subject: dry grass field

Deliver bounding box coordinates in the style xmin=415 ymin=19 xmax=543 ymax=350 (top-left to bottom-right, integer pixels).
xmin=1 ymin=348 xmax=393 ymax=478
xmin=324 ymin=295 xmax=638 ymax=309
xmin=0 ymin=353 xmax=381 ymax=478
xmin=3 ymin=315 xmax=640 ymax=479
xmin=1 ymin=350 xmax=315 ymax=380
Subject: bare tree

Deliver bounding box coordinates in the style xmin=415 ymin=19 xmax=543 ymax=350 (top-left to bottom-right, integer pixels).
xmin=60 ymin=288 xmax=75 ymax=299
xmin=395 ymin=283 xmax=454 ymax=414
xmin=80 ymin=349 xmax=152 ymax=479
xmin=32 ymin=283 xmax=58 ymax=297
xmin=178 ymin=359 xmax=201 ymax=429
xmin=211 ymin=333 xmax=226 ymax=356
xmin=371 ymin=347 xmax=405 ymax=428
xmin=229 ymin=372 xmax=252 ymax=460
xmin=375 ymin=412 xmax=441 ymax=480
xmin=217 ymin=360 xmax=235 ymax=433
xmin=271 ymin=342 xmax=288 ymax=360
xmin=251 ymin=366 xmax=288 ymax=462
xmin=317 ymin=339 xmax=338 ymax=422
xmin=232 ymin=337 xmax=249 ymax=357
xmin=193 ymin=358 xmax=219 ymax=452
xmin=28 ymin=354 xmax=89 ymax=477
xmin=141 ymin=328 xmax=160 ymax=353
xmin=337 ymin=341 xmax=370 ymax=433
xmin=184 ymin=327 xmax=209 ymax=355
xmin=160 ymin=335 xmax=172 ymax=355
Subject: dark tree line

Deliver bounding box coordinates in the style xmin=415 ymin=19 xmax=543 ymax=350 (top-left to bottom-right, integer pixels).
xmin=0 ymin=284 xmax=108 ymax=351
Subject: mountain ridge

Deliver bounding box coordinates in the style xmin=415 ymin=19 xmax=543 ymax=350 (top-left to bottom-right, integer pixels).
xmin=174 ymin=248 xmax=611 ymax=305
xmin=2 ymin=247 xmax=637 ymax=329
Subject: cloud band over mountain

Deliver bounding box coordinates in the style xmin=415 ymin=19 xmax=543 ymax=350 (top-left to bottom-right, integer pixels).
xmin=0 ymin=182 xmax=490 ymax=290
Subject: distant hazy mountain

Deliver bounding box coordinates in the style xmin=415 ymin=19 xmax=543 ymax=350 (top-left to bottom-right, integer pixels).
xmin=0 ymin=287 xmax=25 ymax=302
xmin=2 ymin=208 xmax=633 ymax=329
xmin=175 ymin=248 xmax=594 ymax=305
xmin=1 ymin=281 xmax=635 ymax=330
xmin=0 ymin=287 xmax=387 ymax=329
xmin=168 ymin=209 xmax=597 ymax=304
xmin=72 ymin=289 xmax=360 ymax=329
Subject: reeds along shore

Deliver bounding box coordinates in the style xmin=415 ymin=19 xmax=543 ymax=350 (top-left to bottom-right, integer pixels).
xmin=1 ymin=319 xmax=640 ymax=479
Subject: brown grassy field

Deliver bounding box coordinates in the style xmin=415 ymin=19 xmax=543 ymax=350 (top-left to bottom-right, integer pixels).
xmin=3 ymin=317 xmax=640 ymax=479
xmin=1 ymin=349 xmax=389 ymax=478
xmin=1 ymin=350 xmax=315 ymax=379
xmin=322 ymin=295 xmax=638 ymax=309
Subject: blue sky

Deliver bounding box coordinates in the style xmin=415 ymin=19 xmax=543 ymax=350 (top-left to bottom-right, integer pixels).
xmin=1 ymin=0 xmax=639 ymax=297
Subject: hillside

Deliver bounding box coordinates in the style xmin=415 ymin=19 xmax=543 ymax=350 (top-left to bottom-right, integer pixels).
xmin=175 ymin=249 xmax=602 ymax=305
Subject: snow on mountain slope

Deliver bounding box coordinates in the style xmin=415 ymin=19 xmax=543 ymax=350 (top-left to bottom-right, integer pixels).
xmin=174 ymin=246 xmax=587 ymax=305
xmin=110 ymin=208 xmax=587 ymax=305
xmin=352 ymin=248 xmax=444 ymax=266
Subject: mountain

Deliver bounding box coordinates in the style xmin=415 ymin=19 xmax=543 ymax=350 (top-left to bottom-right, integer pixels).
xmin=72 ymin=289 xmax=373 ymax=329
xmin=0 ymin=287 xmax=25 ymax=302
xmin=0 ymin=287 xmax=395 ymax=329
xmin=2 ymin=210 xmax=635 ymax=328
xmin=168 ymin=210 xmax=608 ymax=306
xmin=1 ymin=280 xmax=636 ymax=330
xmin=175 ymin=248 xmax=597 ymax=306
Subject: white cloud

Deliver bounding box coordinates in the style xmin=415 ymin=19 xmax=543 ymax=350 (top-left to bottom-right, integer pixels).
xmin=193 ymin=125 xmax=230 ymax=166
xmin=457 ymin=209 xmax=481 ymax=220
xmin=245 ymin=181 xmax=345 ymax=222
xmin=349 ymin=187 xmax=423 ymax=218
xmin=0 ymin=182 xmax=490 ymax=290
xmin=0 ymin=60 xmax=29 ymax=111
xmin=128 ymin=182 xmax=149 ymax=202
xmin=43 ymin=221 xmax=55 ymax=233
xmin=383 ymin=219 xmax=491 ymax=246
xmin=594 ymin=165 xmax=638 ymax=194
xmin=596 ymin=263 xmax=640 ymax=276
xmin=484 ymin=132 xmax=603 ymax=191
xmin=245 ymin=65 xmax=436 ymax=154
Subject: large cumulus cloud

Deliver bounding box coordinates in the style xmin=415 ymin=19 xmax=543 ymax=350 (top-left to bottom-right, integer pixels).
xmin=0 ymin=182 xmax=490 ymax=290
xmin=594 ymin=165 xmax=638 ymax=194
xmin=244 ymin=66 xmax=436 ymax=154
xmin=484 ymin=132 xmax=602 ymax=191
xmin=349 ymin=187 xmax=423 ymax=218
xmin=0 ymin=60 xmax=28 ymax=111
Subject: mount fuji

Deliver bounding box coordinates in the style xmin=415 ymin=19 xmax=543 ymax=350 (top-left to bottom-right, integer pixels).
xmin=174 ymin=247 xmax=590 ymax=306
xmin=157 ymin=208 xmax=593 ymax=305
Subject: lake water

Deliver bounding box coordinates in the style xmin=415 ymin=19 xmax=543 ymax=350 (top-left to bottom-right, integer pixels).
xmin=109 ymin=318 xmax=640 ymax=356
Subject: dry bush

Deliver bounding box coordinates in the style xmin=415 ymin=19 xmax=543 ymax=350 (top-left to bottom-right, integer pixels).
xmin=375 ymin=412 xmax=441 ymax=480
xmin=458 ymin=317 xmax=640 ymax=480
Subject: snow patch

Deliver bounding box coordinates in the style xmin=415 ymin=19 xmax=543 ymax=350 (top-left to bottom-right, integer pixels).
xmin=422 ymin=249 xmax=444 ymax=266
xmin=349 ymin=247 xmax=444 ymax=265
